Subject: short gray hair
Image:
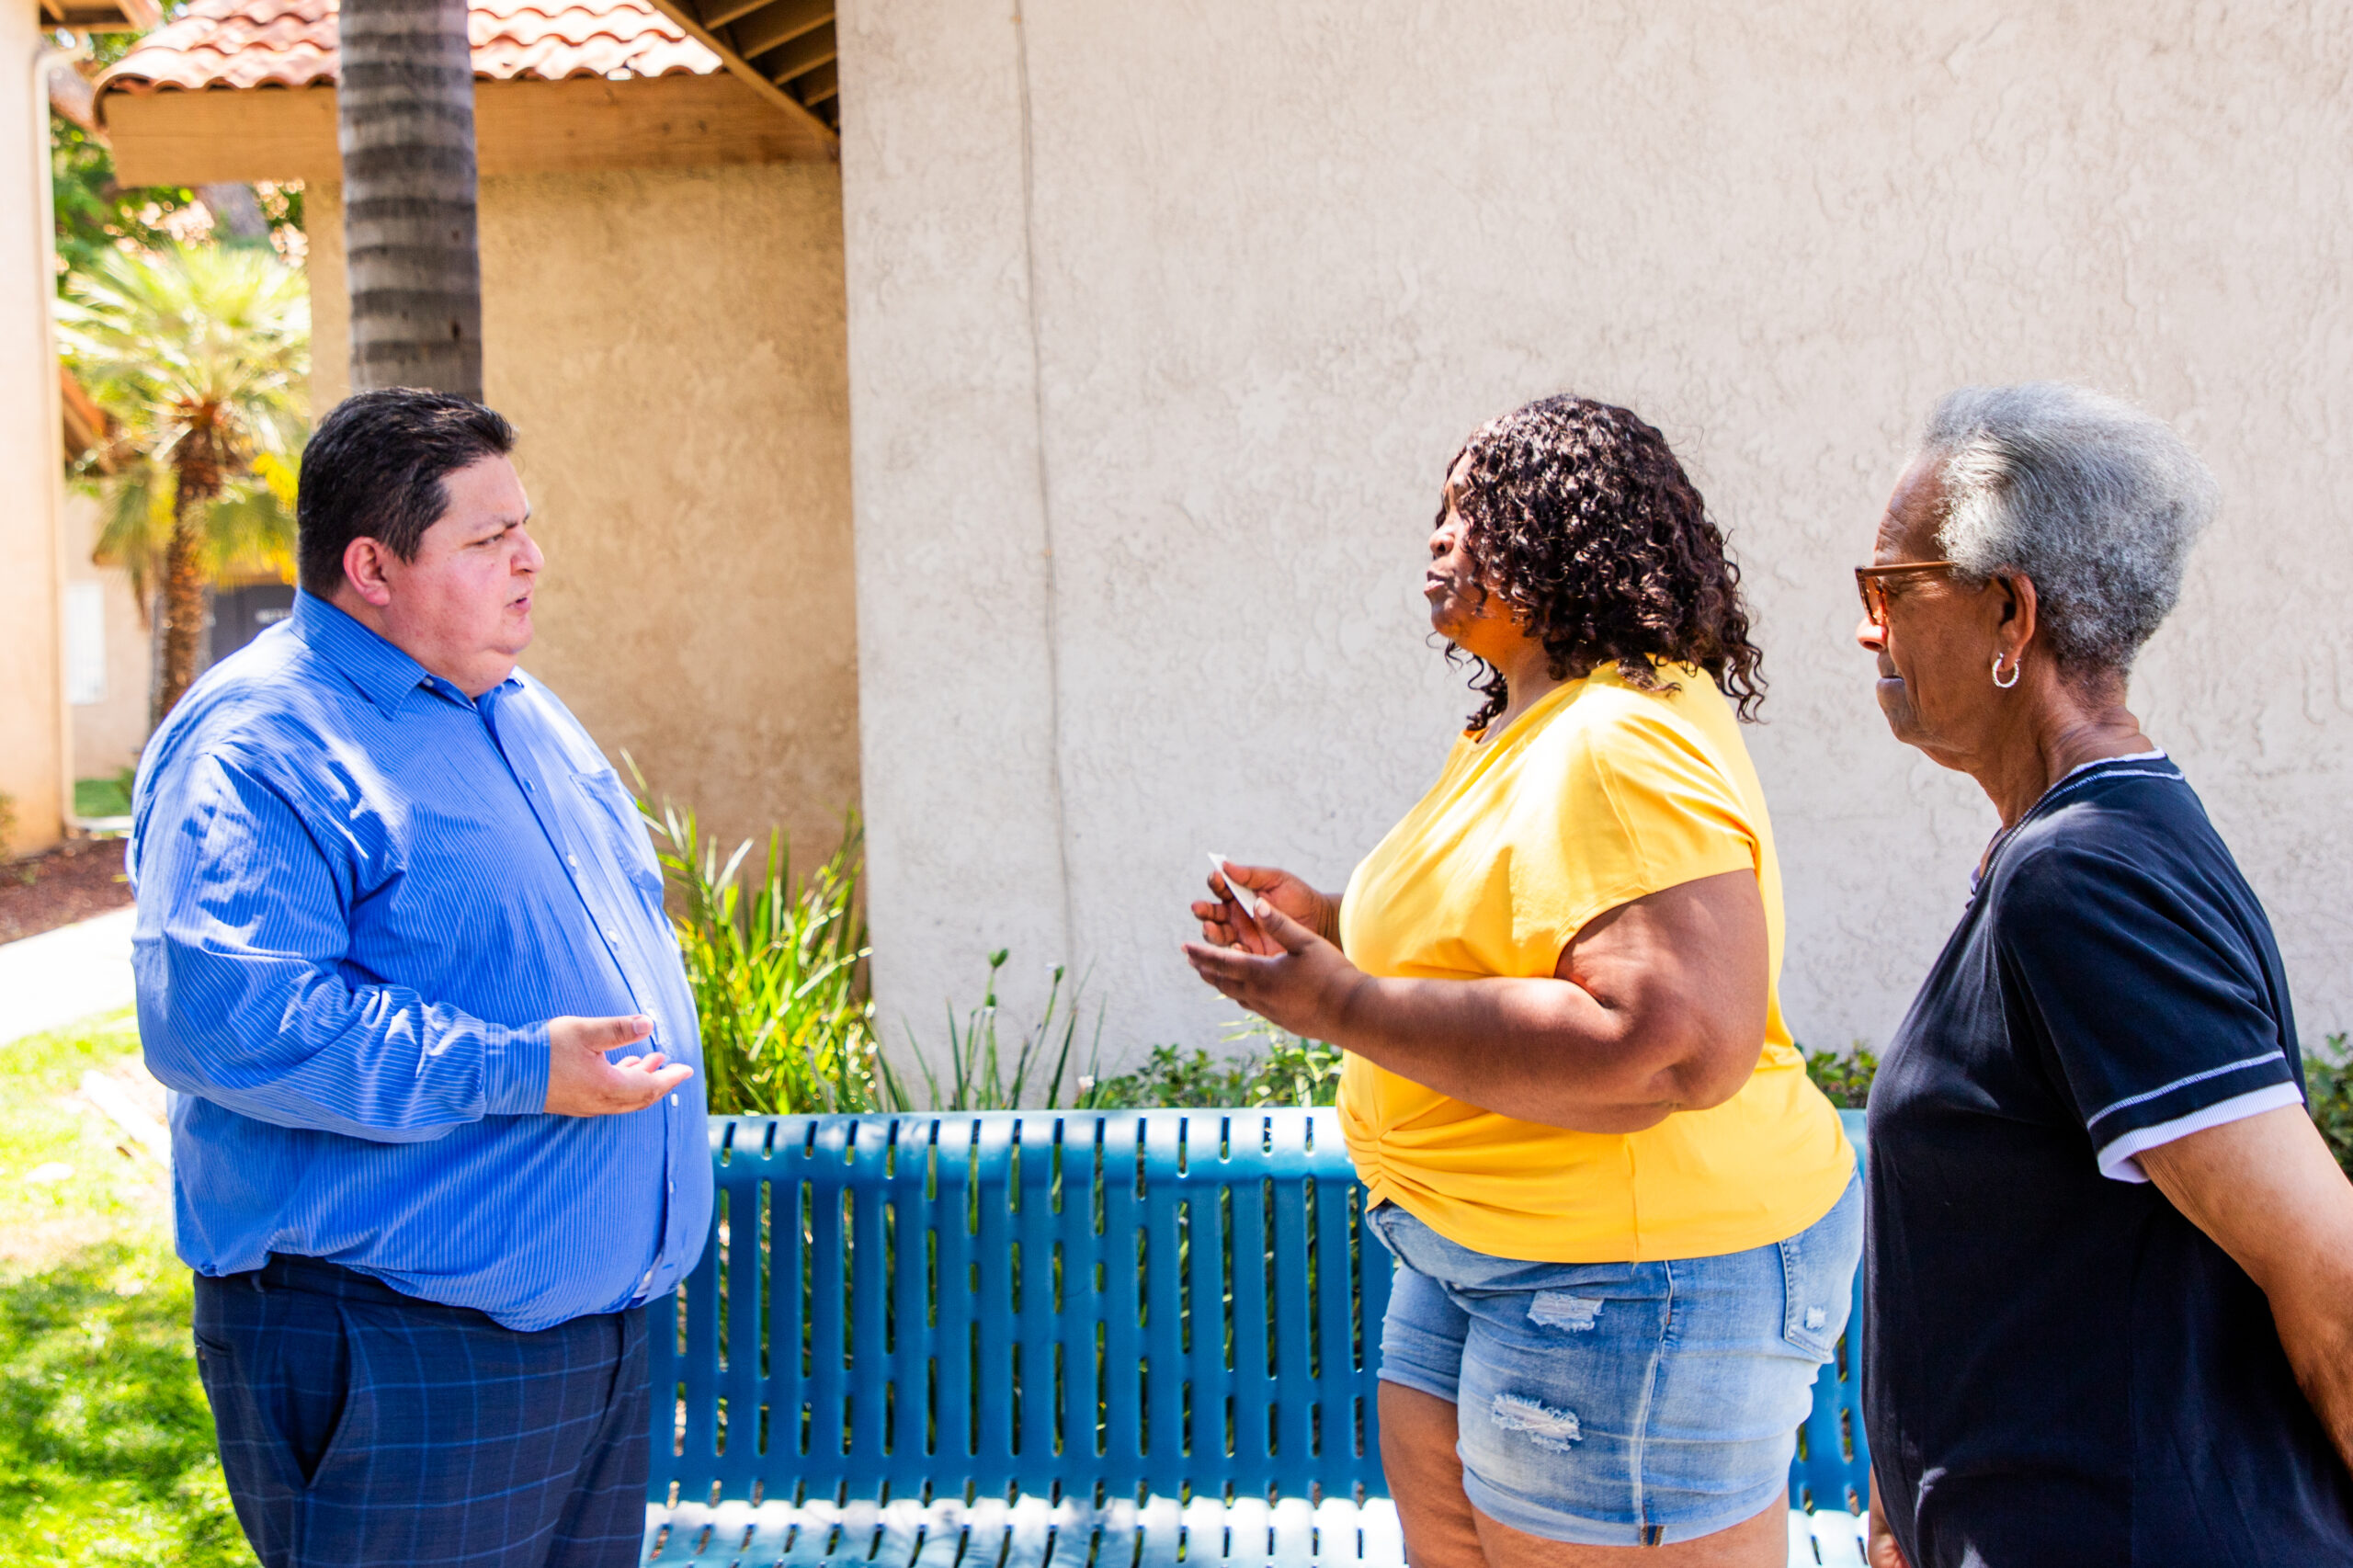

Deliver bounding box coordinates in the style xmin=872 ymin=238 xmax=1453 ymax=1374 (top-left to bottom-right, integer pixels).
xmin=1920 ymin=383 xmax=2218 ymax=675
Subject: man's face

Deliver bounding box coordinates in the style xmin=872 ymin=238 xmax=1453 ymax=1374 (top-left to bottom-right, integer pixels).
xmin=369 ymin=456 xmax=542 ymax=697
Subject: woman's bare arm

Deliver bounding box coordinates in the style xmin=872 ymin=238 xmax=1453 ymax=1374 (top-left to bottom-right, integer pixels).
xmin=1182 ymin=868 xmax=1769 ymax=1133
xmin=1866 ymin=1470 xmax=1911 ymax=1568
xmin=2138 ymin=1106 xmax=2353 ymax=1472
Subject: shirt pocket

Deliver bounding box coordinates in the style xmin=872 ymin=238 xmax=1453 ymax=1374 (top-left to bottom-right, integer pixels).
xmin=570 ymin=768 xmax=668 ymax=914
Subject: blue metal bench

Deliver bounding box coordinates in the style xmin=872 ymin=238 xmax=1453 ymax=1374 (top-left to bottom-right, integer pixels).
xmin=645 ymin=1108 xmax=1871 ymax=1568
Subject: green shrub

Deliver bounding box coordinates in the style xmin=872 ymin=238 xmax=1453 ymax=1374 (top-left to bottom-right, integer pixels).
xmin=2307 ymin=1035 xmax=2353 ymax=1177
xmin=632 ymin=767 xmax=881 ymax=1116
xmin=1804 ymin=1045 xmax=1879 ymax=1109
xmin=1081 ymin=1019 xmax=1343 ymax=1111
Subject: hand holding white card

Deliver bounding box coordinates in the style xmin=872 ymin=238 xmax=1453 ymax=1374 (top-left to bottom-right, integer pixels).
xmin=1206 ymin=853 xmax=1264 ymax=937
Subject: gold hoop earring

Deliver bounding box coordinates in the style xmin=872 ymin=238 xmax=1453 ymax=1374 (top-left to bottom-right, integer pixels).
xmin=1992 ymin=653 xmax=2021 ymax=689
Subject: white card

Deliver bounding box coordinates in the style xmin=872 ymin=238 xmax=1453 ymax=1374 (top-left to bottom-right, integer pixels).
xmin=1206 ymin=852 xmax=1263 ymax=931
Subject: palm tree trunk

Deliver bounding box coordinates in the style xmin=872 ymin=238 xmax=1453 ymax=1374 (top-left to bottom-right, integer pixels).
xmin=337 ymin=0 xmax=483 ymax=399
xmin=154 ymin=477 xmax=212 ymax=722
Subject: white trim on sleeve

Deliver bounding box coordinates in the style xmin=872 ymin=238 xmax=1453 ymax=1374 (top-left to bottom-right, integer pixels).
xmin=2084 ymin=1051 xmax=2289 ymax=1129
xmin=2096 ymin=1082 xmax=2307 ymax=1184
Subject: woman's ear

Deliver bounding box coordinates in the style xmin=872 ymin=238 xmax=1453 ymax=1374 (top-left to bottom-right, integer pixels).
xmin=1997 ymin=571 xmax=2040 ymax=656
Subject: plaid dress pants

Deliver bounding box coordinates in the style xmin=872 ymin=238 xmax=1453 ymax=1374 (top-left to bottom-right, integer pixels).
xmin=193 ymin=1254 xmax=650 ymax=1568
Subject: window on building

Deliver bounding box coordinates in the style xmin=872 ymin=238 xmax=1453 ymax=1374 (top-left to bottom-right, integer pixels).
xmin=65 ymin=582 xmax=106 ymax=707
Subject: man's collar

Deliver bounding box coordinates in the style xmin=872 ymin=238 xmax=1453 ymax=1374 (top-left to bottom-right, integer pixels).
xmin=289 ymin=591 xmax=523 ymax=714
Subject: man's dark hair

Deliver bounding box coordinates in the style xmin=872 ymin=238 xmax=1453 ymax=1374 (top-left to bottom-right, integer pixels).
xmin=297 ymin=389 xmax=517 ymax=596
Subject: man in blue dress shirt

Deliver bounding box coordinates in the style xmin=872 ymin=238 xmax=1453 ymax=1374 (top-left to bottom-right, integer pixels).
xmin=131 ymin=389 xmax=710 ymax=1568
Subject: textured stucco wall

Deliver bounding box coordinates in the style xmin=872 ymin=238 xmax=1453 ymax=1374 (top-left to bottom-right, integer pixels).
xmin=2 ymin=20 xmax=65 ymax=858
xmin=63 ymin=493 xmax=154 ymax=780
xmin=310 ymin=165 xmax=860 ymax=865
xmin=841 ymin=1 xmax=2353 ymax=1062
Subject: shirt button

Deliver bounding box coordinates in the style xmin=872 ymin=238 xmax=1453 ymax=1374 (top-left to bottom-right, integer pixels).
xmin=604 ymin=929 xmax=619 ymax=944
xmin=670 ymin=1093 xmax=679 ymax=1107
xmin=566 ymin=854 xmax=579 ymax=869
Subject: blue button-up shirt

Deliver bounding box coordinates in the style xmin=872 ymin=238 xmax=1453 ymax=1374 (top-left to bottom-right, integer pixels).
xmin=130 ymin=592 xmax=710 ymax=1331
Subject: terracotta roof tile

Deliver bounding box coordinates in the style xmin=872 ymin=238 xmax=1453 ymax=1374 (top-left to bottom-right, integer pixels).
xmin=100 ymin=0 xmax=722 ymax=96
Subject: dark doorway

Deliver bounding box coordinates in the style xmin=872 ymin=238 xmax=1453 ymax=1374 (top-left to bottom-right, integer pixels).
xmin=209 ymin=583 xmax=298 ymax=665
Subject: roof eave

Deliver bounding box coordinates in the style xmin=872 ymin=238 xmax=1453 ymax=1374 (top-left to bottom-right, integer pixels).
xmin=642 ymin=0 xmax=835 ymax=141
xmin=42 ymin=0 xmax=162 ymax=30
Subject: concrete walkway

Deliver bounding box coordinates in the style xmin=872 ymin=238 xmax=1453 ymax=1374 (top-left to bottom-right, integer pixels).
xmin=0 ymin=906 xmax=137 ymax=1046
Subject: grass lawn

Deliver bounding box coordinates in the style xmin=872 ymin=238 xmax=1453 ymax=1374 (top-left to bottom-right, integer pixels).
xmin=71 ymin=776 xmax=133 ymax=822
xmin=0 ymin=1014 xmax=254 ymax=1568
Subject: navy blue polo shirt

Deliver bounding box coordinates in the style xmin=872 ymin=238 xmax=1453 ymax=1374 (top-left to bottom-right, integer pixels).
xmin=1864 ymin=755 xmax=2353 ymax=1565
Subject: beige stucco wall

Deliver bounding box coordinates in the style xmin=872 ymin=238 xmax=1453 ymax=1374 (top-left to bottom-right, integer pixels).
xmin=310 ymin=164 xmax=859 ymax=867
xmin=2 ymin=18 xmax=66 ymax=859
xmin=63 ymin=492 xmax=153 ymax=781
xmin=840 ymin=1 xmax=2353 ymax=1061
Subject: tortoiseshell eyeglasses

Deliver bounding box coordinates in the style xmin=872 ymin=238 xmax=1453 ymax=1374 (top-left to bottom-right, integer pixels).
xmin=1855 ymin=561 xmax=1957 ymax=631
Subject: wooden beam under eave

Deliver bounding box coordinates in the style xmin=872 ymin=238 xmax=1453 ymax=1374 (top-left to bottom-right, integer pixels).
xmin=757 ymin=24 xmax=835 ymax=86
xmin=474 ymin=74 xmax=835 ymax=169
xmin=643 ymin=0 xmax=837 ymax=152
xmin=794 ymin=61 xmax=837 ymax=106
xmin=42 ymin=0 xmax=159 ymax=28
xmin=698 ymin=0 xmax=774 ymax=29
xmin=729 ymin=0 xmax=830 ymax=63
xmin=104 ymin=85 xmax=340 ymax=184
xmin=101 ymin=74 xmax=835 ymax=187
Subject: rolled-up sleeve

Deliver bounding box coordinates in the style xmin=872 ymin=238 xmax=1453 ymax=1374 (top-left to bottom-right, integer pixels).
xmin=134 ymin=754 xmax=551 ymax=1141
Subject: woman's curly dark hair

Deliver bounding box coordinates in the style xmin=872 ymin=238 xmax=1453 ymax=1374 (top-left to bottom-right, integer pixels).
xmin=1444 ymin=395 xmax=1767 ymax=732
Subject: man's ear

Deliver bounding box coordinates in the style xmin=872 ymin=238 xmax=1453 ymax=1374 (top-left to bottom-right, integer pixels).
xmin=343 ymin=537 xmax=395 ymax=609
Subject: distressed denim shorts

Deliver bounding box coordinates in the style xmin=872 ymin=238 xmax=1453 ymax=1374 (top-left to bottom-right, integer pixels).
xmin=1370 ymin=1171 xmax=1861 ymax=1547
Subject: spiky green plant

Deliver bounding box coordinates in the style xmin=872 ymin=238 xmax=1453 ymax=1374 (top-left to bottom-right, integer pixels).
xmin=631 ymin=767 xmax=880 ymax=1115
xmin=889 ymin=951 xmax=1102 ymax=1112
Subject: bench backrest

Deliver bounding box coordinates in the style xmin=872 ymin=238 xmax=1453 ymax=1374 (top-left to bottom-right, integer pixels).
xmin=650 ymin=1108 xmax=1390 ymax=1509
xmin=649 ymin=1107 xmax=1872 ymax=1516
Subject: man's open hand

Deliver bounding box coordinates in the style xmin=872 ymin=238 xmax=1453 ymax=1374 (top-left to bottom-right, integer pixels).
xmin=543 ymin=1015 xmax=694 ymax=1116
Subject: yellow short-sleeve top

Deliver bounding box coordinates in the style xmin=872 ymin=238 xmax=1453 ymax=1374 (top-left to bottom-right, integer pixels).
xmin=1336 ymin=660 xmax=1853 ymax=1263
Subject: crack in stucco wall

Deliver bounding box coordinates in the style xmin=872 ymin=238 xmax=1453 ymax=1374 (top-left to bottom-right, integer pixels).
xmin=1013 ymin=2 xmax=1078 ymax=960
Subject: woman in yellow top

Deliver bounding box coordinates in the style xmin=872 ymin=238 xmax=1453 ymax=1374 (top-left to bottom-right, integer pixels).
xmin=1186 ymin=396 xmax=1855 ymax=1566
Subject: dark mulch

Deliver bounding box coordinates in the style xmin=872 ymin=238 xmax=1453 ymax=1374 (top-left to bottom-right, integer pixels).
xmin=0 ymin=838 xmax=134 ymax=945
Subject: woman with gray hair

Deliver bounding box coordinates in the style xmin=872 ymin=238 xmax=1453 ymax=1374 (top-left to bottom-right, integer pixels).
xmin=1855 ymin=383 xmax=2353 ymax=1567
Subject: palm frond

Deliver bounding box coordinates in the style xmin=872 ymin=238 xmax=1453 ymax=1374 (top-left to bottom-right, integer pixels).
xmin=57 ymin=244 xmax=311 ymax=596
xmin=88 ymin=459 xmax=174 ymax=606
xmin=201 ymin=483 xmax=297 ymax=583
